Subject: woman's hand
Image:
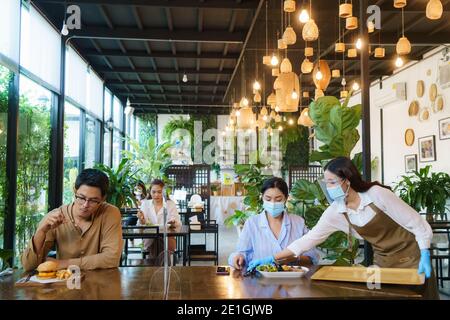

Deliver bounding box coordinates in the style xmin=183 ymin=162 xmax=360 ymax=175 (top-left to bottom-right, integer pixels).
xmin=233 ymin=254 xmax=246 ymax=270
xmin=137 ymin=210 xmax=146 ymax=225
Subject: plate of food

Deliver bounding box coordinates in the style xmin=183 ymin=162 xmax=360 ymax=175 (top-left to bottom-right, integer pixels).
xmin=30 ymin=261 xmax=72 ymax=284
xmin=256 ymin=264 xmax=309 ymax=278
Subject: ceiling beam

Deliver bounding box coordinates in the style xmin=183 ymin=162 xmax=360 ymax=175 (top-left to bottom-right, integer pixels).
xmin=118 ymin=91 xmax=224 ymax=98
xmin=97 ymin=66 xmax=234 ymax=75
xmin=130 ymin=99 xmax=230 ymax=107
xmin=106 ymin=79 xmax=228 ymax=87
xmin=69 ymin=27 xmax=245 ymax=44
xmin=33 ymin=0 xmax=259 ymax=9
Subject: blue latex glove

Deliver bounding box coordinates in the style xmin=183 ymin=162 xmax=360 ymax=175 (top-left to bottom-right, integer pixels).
xmin=418 ymin=249 xmax=432 ymax=279
xmin=246 ymin=256 xmax=275 ymax=272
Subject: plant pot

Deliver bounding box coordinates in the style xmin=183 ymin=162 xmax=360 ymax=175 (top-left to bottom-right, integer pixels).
xmin=426 ymin=213 xmax=435 ymax=223
xmin=213 ymin=191 xmax=219 ymax=196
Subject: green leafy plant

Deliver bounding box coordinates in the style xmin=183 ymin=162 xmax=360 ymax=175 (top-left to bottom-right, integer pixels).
xmin=122 ymin=136 xmax=172 ymax=186
xmin=0 ymin=249 xmax=13 ymax=271
xmin=137 ymin=114 xmax=157 ymax=148
xmin=309 ymin=96 xmax=362 ymax=164
xmin=280 ymin=124 xmax=310 ymax=170
xmin=224 ymin=164 xmax=270 ymax=228
xmin=163 ymin=116 xmax=194 ymax=142
xmin=394 ymin=165 xmax=450 ymax=220
xmin=94 ymin=158 xmax=139 ymax=209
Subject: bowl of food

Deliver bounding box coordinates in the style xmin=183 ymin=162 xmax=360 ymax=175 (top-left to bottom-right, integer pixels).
xmin=256 ymin=264 xmax=309 ymax=278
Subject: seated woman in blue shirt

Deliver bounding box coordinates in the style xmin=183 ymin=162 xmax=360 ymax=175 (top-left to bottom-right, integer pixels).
xmin=228 ymin=177 xmax=320 ymax=270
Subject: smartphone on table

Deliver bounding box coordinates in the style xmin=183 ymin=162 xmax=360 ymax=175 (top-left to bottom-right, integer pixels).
xmin=216 ymin=266 xmax=230 ymax=275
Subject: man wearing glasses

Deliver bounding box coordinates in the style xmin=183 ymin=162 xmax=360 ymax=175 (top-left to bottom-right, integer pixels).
xmin=22 ymin=169 xmax=123 ymax=271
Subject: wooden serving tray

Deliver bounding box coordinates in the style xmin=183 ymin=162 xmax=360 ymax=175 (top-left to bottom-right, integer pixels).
xmin=311 ymin=266 xmax=425 ymax=285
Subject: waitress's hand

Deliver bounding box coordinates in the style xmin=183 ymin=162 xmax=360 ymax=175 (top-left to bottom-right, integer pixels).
xmin=246 ymin=256 xmax=275 ymax=272
xmin=418 ymin=249 xmax=432 ymax=279
xmin=137 ymin=210 xmax=146 ymax=225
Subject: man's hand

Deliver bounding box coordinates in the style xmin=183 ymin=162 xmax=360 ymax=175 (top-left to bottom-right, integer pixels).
xmin=46 ymin=257 xmax=70 ymax=270
xmin=38 ymin=210 xmax=66 ymax=233
xmin=233 ymin=254 xmax=245 ymax=270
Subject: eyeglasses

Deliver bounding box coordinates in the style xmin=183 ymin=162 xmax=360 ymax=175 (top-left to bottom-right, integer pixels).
xmin=74 ymin=194 xmax=102 ymax=206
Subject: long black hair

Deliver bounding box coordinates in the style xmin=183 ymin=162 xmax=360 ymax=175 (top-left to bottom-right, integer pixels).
xmin=261 ymin=177 xmax=289 ymax=198
xmin=324 ymin=157 xmax=391 ymax=192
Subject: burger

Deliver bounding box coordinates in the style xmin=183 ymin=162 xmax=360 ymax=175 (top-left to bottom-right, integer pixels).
xmin=36 ymin=261 xmax=58 ymax=279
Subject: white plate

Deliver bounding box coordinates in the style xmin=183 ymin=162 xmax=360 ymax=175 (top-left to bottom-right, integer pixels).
xmin=258 ymin=266 xmax=309 ymax=278
xmin=29 ymin=275 xmax=66 ymax=284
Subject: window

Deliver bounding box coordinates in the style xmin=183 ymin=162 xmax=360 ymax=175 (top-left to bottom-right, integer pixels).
xmin=0 ymin=0 xmax=21 ymax=65
xmin=103 ymin=129 xmax=112 ymax=167
xmin=113 ymin=96 xmax=123 ymax=129
xmin=17 ymin=75 xmax=52 ymax=257
xmin=63 ymin=102 xmax=81 ymax=204
xmin=86 ymin=69 xmax=103 ymax=118
xmin=0 ymin=65 xmax=11 ymax=252
xmin=84 ymin=115 xmax=99 ymax=168
xmin=104 ymin=89 xmax=112 ymax=122
xmin=112 ymin=130 xmax=123 ymax=168
xmin=65 ymin=46 xmax=88 ymax=106
xmin=20 ymin=5 xmax=61 ymax=90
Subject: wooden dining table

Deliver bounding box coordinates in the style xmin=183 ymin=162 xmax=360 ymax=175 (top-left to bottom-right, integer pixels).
xmin=0 ymin=266 xmax=438 ymax=300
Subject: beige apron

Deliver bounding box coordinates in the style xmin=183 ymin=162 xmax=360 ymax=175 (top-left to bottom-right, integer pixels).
xmin=343 ymin=203 xmax=421 ymax=268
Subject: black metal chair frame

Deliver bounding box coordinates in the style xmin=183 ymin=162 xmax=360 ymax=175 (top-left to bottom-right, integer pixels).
xmin=187 ymin=220 xmax=219 ymax=265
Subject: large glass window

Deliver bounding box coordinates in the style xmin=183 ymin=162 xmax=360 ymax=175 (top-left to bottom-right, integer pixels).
xmin=113 ymin=96 xmax=122 ymax=129
xmin=86 ymin=69 xmax=103 ymax=119
xmin=0 ymin=0 xmax=21 ymax=65
xmin=104 ymin=89 xmax=112 ymax=122
xmin=103 ymin=129 xmax=112 ymax=166
xmin=0 ymin=65 xmax=11 ymax=254
xmin=112 ymin=130 xmax=122 ymax=168
xmin=20 ymin=5 xmax=61 ymax=90
xmin=16 ymin=75 xmax=52 ymax=256
xmin=84 ymin=115 xmax=99 ymax=168
xmin=65 ymin=46 xmax=87 ymax=107
xmin=63 ymin=102 xmax=81 ymax=204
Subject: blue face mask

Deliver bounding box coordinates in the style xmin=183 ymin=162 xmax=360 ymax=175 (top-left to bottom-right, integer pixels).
xmin=326 ymin=180 xmax=349 ymax=202
xmin=263 ymin=200 xmax=285 ymax=218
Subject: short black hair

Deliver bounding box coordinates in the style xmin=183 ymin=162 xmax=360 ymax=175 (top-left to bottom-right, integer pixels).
xmin=75 ymin=169 xmax=109 ymax=197
xmin=261 ymin=177 xmax=289 ymax=198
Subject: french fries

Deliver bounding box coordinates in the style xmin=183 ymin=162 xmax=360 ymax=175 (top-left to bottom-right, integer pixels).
xmin=56 ymin=269 xmax=72 ymax=280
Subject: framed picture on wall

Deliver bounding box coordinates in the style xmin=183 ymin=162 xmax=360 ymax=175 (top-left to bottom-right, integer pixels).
xmin=438 ymin=117 xmax=450 ymax=140
xmin=404 ymin=154 xmax=417 ymax=173
xmin=418 ymin=135 xmax=436 ymax=162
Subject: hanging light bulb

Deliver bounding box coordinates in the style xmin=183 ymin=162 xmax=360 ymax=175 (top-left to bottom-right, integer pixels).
xmin=236 ymin=110 xmax=241 ymax=117
xmin=356 ymin=38 xmax=362 ymax=50
xmin=278 ymin=125 xmax=283 ymax=131
xmin=253 ymin=80 xmax=261 ymax=91
xmin=341 ymin=78 xmax=347 ymax=86
xmin=271 ymin=54 xmax=279 ymax=66
xmin=299 ymin=9 xmax=310 ymax=23
xmin=182 ymin=73 xmax=188 ymax=83
xmin=263 ymin=115 xmax=268 ymax=121
xmin=288 ymin=118 xmax=294 ymax=125
xmin=395 ymin=56 xmax=404 ymax=68
xmin=426 ymin=0 xmax=443 ymax=20
xmin=221 ymin=131 xmax=226 ymax=136
xmin=315 ymin=70 xmax=323 ymax=80
xmin=291 ymin=89 xmax=298 ymax=100
xmin=61 ymin=23 xmax=69 ymax=36
xmin=352 ymin=81 xmax=360 ymax=91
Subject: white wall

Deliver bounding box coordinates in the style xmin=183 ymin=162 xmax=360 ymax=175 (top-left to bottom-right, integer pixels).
xmin=345 ymin=47 xmax=450 ymax=186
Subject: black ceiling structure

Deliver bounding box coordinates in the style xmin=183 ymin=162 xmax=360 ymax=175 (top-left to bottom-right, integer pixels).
xmin=32 ymin=0 xmax=450 ymax=114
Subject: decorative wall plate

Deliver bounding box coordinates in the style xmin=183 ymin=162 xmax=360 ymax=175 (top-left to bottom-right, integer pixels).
xmin=405 ymin=129 xmax=415 ymax=146
xmin=416 ymin=80 xmax=424 ymax=98
xmin=429 ymin=83 xmax=437 ymax=102
xmin=418 ymin=107 xmax=431 ymax=122
xmin=408 ymin=100 xmax=419 ymax=116
xmin=435 ymin=95 xmax=444 ymax=112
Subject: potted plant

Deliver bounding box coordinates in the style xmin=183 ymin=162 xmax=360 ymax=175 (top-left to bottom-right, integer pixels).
xmin=394 ymin=165 xmax=450 ymax=222
xmin=94 ymin=157 xmax=139 ymax=210
xmin=211 ymin=183 xmax=220 ymax=196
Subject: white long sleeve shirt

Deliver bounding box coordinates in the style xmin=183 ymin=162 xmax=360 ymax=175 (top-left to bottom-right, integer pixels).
xmin=287 ymin=185 xmax=433 ymax=256
xmin=138 ymin=199 xmax=181 ymax=228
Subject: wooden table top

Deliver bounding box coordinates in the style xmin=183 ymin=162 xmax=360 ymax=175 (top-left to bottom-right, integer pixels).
xmin=0 ymin=266 xmax=436 ymax=300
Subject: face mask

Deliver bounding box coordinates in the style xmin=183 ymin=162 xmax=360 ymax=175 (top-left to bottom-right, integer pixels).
xmin=263 ymin=200 xmax=285 ymax=218
xmin=326 ymin=180 xmax=349 ymax=202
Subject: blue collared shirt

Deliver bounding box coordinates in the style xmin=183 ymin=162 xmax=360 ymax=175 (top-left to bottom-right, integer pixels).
xmin=228 ymin=211 xmax=320 ymax=267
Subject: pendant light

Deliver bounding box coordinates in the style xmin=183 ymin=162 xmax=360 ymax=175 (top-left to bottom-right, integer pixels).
xmin=367 ymin=20 xmax=375 ymax=33
xmin=346 ymin=16 xmax=358 ymax=30
xmin=374 ymin=47 xmax=385 ymax=58
xmin=348 ymin=48 xmax=357 ymax=58
xmin=278 ymin=38 xmax=287 ymax=49
xmin=283 ymin=26 xmax=297 ymax=45
xmin=271 ymin=54 xmax=279 ymax=66
xmin=352 ymin=81 xmax=360 ymax=91
xmin=335 ymin=14 xmax=345 ymax=53
xmin=302 ymin=0 xmax=319 ymax=41
xmin=272 ymin=68 xmax=280 ymax=77
xmin=284 ymin=0 xmax=296 ymax=12
xmin=393 ymin=0 xmax=407 ymax=8
xmin=396 ymin=8 xmax=411 ymax=55
xmin=356 ymin=38 xmax=362 ymax=50
xmin=298 ymin=108 xmax=314 ymax=127
xmin=332 ymin=69 xmax=341 ymax=78
xmin=267 ymin=92 xmax=277 ymax=107
xmin=395 ymin=56 xmax=404 ymax=68
xmin=280 ymin=58 xmax=293 ymax=73
xmin=301 ymin=58 xmax=314 ymax=73
xmin=299 ymin=8 xmax=310 ymax=23
xmin=339 ymin=1 xmax=353 ymax=18
xmin=426 ymin=0 xmax=443 ymax=20
xmin=305 ymin=46 xmax=314 ymax=57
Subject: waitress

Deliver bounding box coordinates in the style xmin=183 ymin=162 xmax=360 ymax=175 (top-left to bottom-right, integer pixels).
xmin=247 ymin=157 xmax=433 ymax=278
